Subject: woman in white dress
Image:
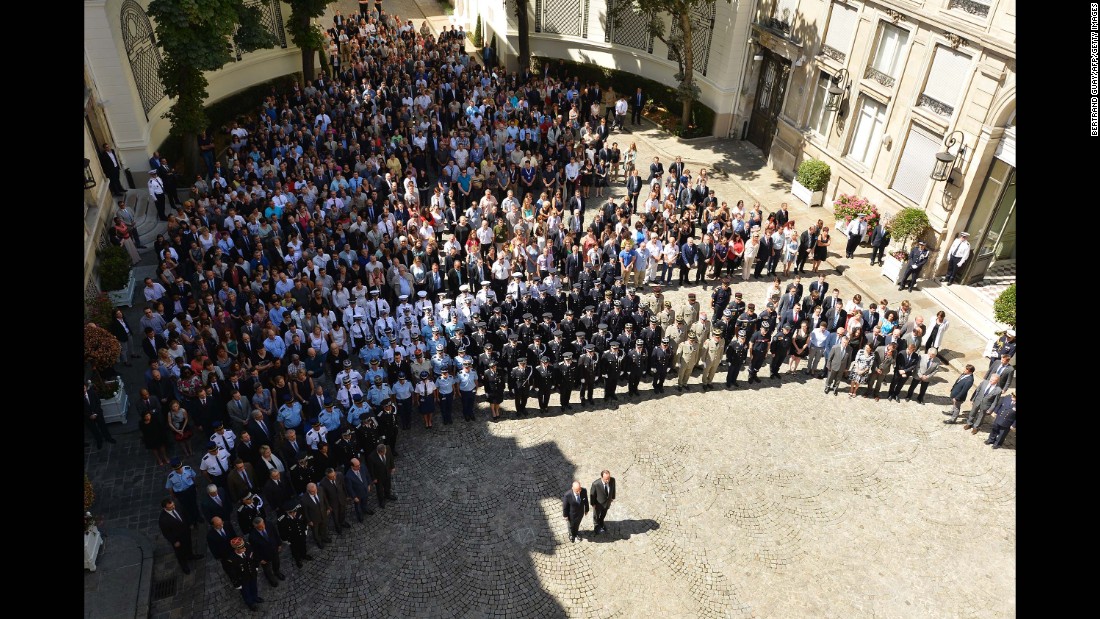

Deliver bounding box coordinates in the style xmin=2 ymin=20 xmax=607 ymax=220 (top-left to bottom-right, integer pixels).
xmin=742 ymin=232 xmax=760 ymax=281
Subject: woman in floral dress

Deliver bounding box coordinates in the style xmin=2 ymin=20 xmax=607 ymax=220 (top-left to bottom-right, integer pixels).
xmin=847 ymin=344 xmax=876 ymax=398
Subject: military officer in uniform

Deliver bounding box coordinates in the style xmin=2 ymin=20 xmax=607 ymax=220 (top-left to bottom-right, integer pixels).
xmin=601 ymin=341 xmax=625 ymax=404
xmin=276 ymin=501 xmax=312 ymax=568
xmin=674 ymin=333 xmax=701 ymax=391
xmin=650 ymin=337 xmax=673 ymax=393
xmin=482 ymin=359 xmax=506 ymax=420
xmin=376 ymin=401 xmax=399 ymax=456
xmin=354 ymin=414 xmax=378 ymax=457
xmin=711 ymin=278 xmax=732 ymax=317
xmin=288 ymin=452 xmax=315 ymax=495
xmin=724 ymin=331 xmax=749 ymax=387
xmin=236 ymin=492 xmax=266 ymax=535
xmin=579 ymin=344 xmax=600 ymax=405
xmin=699 ymin=328 xmax=725 ymax=390
xmin=222 ymin=537 xmax=263 ymax=610
xmin=165 ymin=457 xmax=202 ymax=526
xmin=510 ymin=357 xmax=534 ymax=416
xmin=532 ymin=356 xmax=557 ymax=413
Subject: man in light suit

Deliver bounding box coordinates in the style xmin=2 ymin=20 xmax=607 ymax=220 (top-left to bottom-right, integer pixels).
xmin=963 ymin=374 xmax=1002 ymax=434
xmin=942 ymin=231 xmax=971 ymax=286
xmin=867 ymin=342 xmax=897 ymax=401
xmin=589 ymin=470 xmax=616 ymax=535
xmin=823 ymin=336 xmax=851 ymax=395
xmin=943 ymin=364 xmax=976 ymax=424
xmin=984 ymin=353 xmax=1015 ymax=394
xmin=226 ymin=458 xmax=259 ymax=502
xmin=562 ymin=481 xmax=590 ymax=543
xmin=905 ymin=347 xmax=941 ymax=404
xmin=226 ymin=391 xmax=252 ymax=434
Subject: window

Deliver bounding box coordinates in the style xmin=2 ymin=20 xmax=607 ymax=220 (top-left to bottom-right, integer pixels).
xmin=821 ymin=1 xmax=859 ymax=63
xmin=865 ymin=23 xmax=909 ymax=87
xmin=891 ymin=125 xmax=942 ymax=203
xmin=847 ymin=98 xmax=886 ymax=166
xmin=808 ymin=71 xmax=834 ymax=136
xmin=774 ymin=0 xmax=799 ymax=24
xmin=918 ymin=45 xmax=972 ymax=117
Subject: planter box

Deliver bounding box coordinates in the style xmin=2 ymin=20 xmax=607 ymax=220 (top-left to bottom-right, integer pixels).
xmin=791 ymin=178 xmax=825 ymax=207
xmin=101 ymin=377 xmax=130 ymax=425
xmin=881 ymin=254 xmax=905 ymax=284
xmin=85 ymin=525 xmax=104 ymax=571
xmin=106 ymin=270 xmax=136 ymax=307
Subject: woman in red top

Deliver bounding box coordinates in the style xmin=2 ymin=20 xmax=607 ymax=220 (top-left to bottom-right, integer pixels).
xmin=114 ymin=217 xmax=141 ymax=265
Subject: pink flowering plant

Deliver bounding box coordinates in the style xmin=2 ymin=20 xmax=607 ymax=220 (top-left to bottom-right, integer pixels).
xmin=832 ymin=194 xmax=880 ymax=228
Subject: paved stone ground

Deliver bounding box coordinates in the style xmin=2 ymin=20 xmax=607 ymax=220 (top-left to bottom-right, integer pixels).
xmin=84 ymin=1 xmax=1015 ymax=616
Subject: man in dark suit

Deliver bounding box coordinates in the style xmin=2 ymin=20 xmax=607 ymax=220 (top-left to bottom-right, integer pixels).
xmin=984 ymin=354 xmax=1015 ymax=393
xmin=562 ymin=481 xmax=590 ymax=542
xmin=199 ymin=483 xmax=236 ymax=530
xmin=887 ymin=344 xmax=920 ymax=402
xmin=985 ymin=391 xmax=1016 ymax=448
xmin=963 ymin=374 xmax=1002 ymax=434
xmin=631 ymin=87 xmax=645 ymax=125
xmin=99 ymin=144 xmax=126 ymax=195
xmin=366 ymin=444 xmax=397 ymax=507
xmin=943 ymin=364 xmax=976 ymax=424
xmin=248 ymin=517 xmax=285 ymax=586
xmin=869 ymin=221 xmax=891 ymax=266
xmin=299 ymin=482 xmax=332 ymax=549
xmin=319 ymin=467 xmax=350 ymax=533
xmin=159 ymin=498 xmax=203 ymax=574
xmin=808 ymin=274 xmax=829 ymax=298
xmin=898 ymin=241 xmax=931 ymax=292
xmin=796 ymin=225 xmax=818 ymax=274
xmin=824 ymin=300 xmax=847 ymax=333
xmin=246 ymin=410 xmax=275 ymax=447
xmin=205 ymin=516 xmax=235 ymax=561
xmin=263 ymin=469 xmax=294 ymax=516
xmin=141 ymin=327 xmax=167 ymax=360
xmin=84 ymin=383 xmax=117 ymax=448
xmin=589 ymin=471 xmax=616 ymax=535
xmin=226 ymin=458 xmax=258 ymax=502
xmin=344 ymin=457 xmax=376 ymax=521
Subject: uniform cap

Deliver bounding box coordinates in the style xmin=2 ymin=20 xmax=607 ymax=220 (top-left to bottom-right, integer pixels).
xmin=576 ymin=331 xmax=586 ymax=338
xmin=242 ymin=492 xmax=255 ymax=501
xmin=688 ymin=333 xmax=698 ymax=340
xmin=1006 ymin=329 xmax=1016 ymax=337
xmin=661 ymin=337 xmax=670 ymax=344
xmin=230 ymin=537 xmax=245 ymax=548
xmin=734 ymin=292 xmax=743 ymax=297
xmin=206 ymin=441 xmax=217 ymax=450
xmin=562 ymin=352 xmax=573 ymax=359
xmin=352 ymin=394 xmax=363 ymax=402
xmin=170 ymin=457 xmax=183 ymax=468
xmin=283 ymin=501 xmax=301 ymax=512
xmin=310 ymin=418 xmax=320 ymax=426
xmin=636 ymin=339 xmax=644 ymax=346
xmin=211 ymin=420 xmax=223 ymax=429
xmin=610 ymin=341 xmax=620 ymax=348
xmin=598 ymin=323 xmax=609 ymax=330
xmin=343 ymin=359 xmax=352 ymax=367
xmin=323 ymin=396 xmax=334 ymax=405
xmin=540 ymin=356 xmax=550 ymax=363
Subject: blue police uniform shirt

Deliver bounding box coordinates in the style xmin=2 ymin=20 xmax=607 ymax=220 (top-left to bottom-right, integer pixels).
xmin=347 ymin=403 xmax=370 ymax=425
xmin=277 ymin=402 xmax=303 ymax=428
xmin=364 ymin=367 xmax=387 ymax=385
xmin=431 ymin=354 xmax=453 ymax=376
xmin=436 ymin=375 xmax=455 ymax=395
xmin=367 ymin=384 xmax=393 ymax=406
xmin=393 ymin=380 xmax=414 ymax=400
xmin=457 ymin=369 xmax=478 ymax=391
xmin=318 ymin=408 xmax=343 ymax=433
xmin=166 ymin=466 xmax=197 ymax=492
xmin=359 ymin=344 xmax=383 ymax=365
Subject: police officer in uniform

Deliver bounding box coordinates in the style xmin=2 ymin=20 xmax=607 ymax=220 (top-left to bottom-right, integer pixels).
xmin=165 ymin=457 xmax=202 ymax=526
xmin=201 ymin=440 xmax=232 ymax=488
xmin=510 ymin=357 xmax=534 ymax=416
xmin=601 ymin=341 xmax=625 ymax=404
xmin=625 ymin=339 xmax=648 ymax=396
xmin=276 ymin=501 xmax=312 ymax=568
xmin=482 ymin=359 xmax=506 ymax=420
xmin=724 ymin=331 xmax=749 ymax=387
xmin=533 ymin=356 xmax=557 ymax=413
xmin=650 ymin=337 xmax=673 ymax=393
xmin=747 ymin=324 xmax=771 ymax=384
xmin=579 ymin=344 xmax=600 ymax=405
xmin=711 ymin=277 xmax=732 ymax=317
xmin=556 ymin=352 xmax=579 ymax=409
xmin=769 ymin=324 xmax=794 ymax=381
xmin=376 ymin=401 xmax=399 ymax=456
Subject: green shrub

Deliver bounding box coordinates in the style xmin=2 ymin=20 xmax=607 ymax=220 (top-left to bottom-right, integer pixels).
xmin=993 ymin=284 xmax=1016 ymax=328
xmin=472 ymin=14 xmax=483 ymax=48
xmin=532 ymin=56 xmax=716 ymax=137
xmin=96 ymin=244 xmax=132 ymax=291
xmin=796 ymin=159 xmax=830 ymax=191
xmin=885 ymin=207 xmax=931 ymax=249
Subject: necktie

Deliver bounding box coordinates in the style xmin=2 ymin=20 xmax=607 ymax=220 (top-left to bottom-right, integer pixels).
xmin=214 ymin=455 xmax=225 ymax=475
xmin=243 ymin=470 xmax=251 ymax=488
xmin=313 ymin=495 xmax=319 ymax=504
xmin=86 ymin=395 xmax=91 ymax=405
xmin=259 ymin=421 xmax=267 ymax=435
xmin=214 ymin=495 xmax=222 ymax=506
xmin=172 ymin=510 xmax=182 ymax=522
xmin=220 ymin=528 xmax=226 ymax=538
xmin=604 ymin=483 xmax=608 ymax=495
xmin=261 ymin=529 xmax=268 ymax=540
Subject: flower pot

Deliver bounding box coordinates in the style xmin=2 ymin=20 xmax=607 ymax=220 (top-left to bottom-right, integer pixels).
xmin=792 ymin=178 xmax=824 ymax=207
xmin=100 ymin=377 xmax=130 ymax=425
xmin=106 ymin=270 xmax=136 ymax=308
xmin=85 ymin=524 xmax=104 ymax=571
xmin=881 ymin=254 xmax=904 ymax=284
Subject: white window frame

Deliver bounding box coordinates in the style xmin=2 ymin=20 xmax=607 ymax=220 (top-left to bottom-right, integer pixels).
xmin=918 ymin=44 xmax=972 ymax=118
xmin=890 ymin=124 xmax=942 ymax=204
xmin=847 ymin=97 xmax=887 ymax=167
xmin=808 ymin=71 xmax=834 ymax=137
xmin=867 ymin=23 xmax=909 ymax=85
xmin=821 ymin=1 xmax=860 ymax=63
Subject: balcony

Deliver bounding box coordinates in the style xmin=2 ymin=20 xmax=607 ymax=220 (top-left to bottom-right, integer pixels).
xmin=821 ymin=45 xmax=845 ymax=63
xmin=864 ymin=66 xmax=896 ymax=88
xmin=947 ymin=0 xmax=991 ymax=19
xmin=917 ymin=94 xmax=955 ymax=117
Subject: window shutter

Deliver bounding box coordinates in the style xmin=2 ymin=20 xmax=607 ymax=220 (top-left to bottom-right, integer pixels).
xmin=921 ymin=45 xmax=971 ymax=113
xmin=822 ymin=3 xmax=859 ymax=58
xmin=891 ymin=125 xmax=941 ymax=203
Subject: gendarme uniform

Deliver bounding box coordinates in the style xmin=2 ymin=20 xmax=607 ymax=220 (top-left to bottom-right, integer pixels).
xmin=200 ymin=444 xmax=232 ymax=485
xmin=288 ymin=455 xmax=314 ymax=494
xmin=305 ymin=421 xmax=328 ymax=450
xmin=276 ymin=504 xmax=310 ymax=566
xmin=236 ymin=494 xmax=266 ymax=535
xmin=210 ymin=426 xmax=237 ymax=454
xmin=377 ymin=403 xmax=399 ymax=453
xmin=725 ymin=334 xmax=749 ymax=387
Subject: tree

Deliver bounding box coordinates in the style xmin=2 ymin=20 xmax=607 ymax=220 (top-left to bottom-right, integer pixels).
xmin=993 ymin=284 xmax=1016 ymax=329
xmin=286 ymin=0 xmax=337 ymax=84
xmin=608 ymin=0 xmax=730 ymax=129
xmin=147 ymin=0 xmax=276 ymax=173
xmin=515 ymin=0 xmax=531 ymax=70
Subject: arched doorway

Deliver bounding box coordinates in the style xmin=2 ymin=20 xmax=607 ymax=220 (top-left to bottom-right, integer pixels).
xmin=962 ymin=111 xmax=1015 ymax=285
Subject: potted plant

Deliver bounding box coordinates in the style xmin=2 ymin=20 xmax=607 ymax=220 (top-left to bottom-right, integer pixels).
xmin=471 ymin=13 xmax=483 ymax=49
xmin=993 ymin=284 xmax=1016 ymax=329
xmin=98 ymin=244 xmax=135 ymax=307
xmin=880 ymin=207 xmax=930 ymax=284
xmin=85 ymin=474 xmax=104 ymax=570
xmin=85 ymin=323 xmax=130 ymax=424
xmin=791 ymin=159 xmax=831 ymax=207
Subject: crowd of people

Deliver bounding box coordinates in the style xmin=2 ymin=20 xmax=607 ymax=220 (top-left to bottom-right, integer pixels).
xmin=86 ymin=4 xmax=1016 ymax=610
